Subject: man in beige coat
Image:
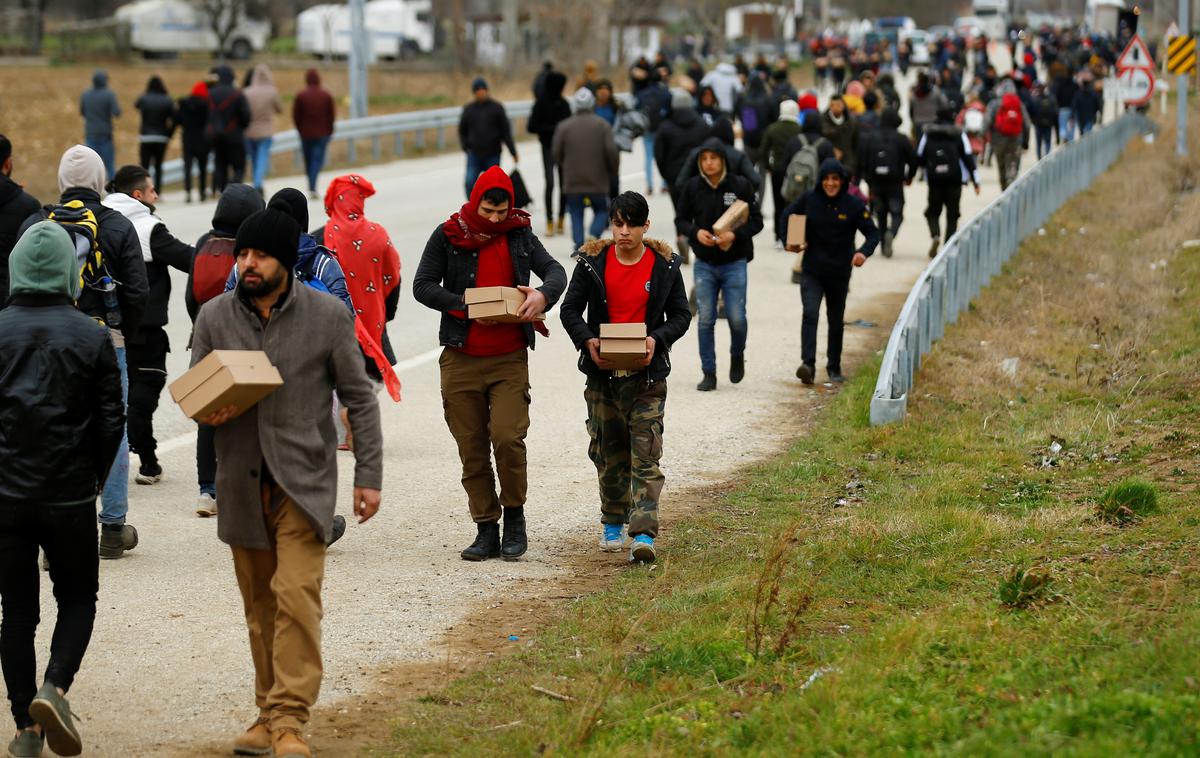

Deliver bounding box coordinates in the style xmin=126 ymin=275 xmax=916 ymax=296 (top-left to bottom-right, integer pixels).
xmin=191 ymin=207 xmax=382 ymax=758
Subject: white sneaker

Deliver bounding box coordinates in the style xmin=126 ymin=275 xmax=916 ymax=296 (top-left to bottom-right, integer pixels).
xmin=600 ymin=523 xmax=627 ymax=552
xmin=196 ymin=493 xmax=217 ymax=518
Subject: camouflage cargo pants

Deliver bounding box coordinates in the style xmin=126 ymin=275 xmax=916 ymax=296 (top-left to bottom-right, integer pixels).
xmin=584 ymin=376 xmax=667 ymax=538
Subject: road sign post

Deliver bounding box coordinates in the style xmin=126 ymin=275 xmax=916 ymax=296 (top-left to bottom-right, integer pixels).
xmin=1174 ymin=2 xmax=1190 ymax=156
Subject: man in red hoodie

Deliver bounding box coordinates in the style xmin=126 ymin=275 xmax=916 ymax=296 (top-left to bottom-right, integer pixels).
xmin=413 ymin=167 xmax=567 ymax=562
xmin=293 ymin=69 xmax=336 ymax=198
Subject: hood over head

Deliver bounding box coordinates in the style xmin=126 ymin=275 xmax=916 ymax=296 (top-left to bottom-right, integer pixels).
xmin=670 ymin=88 xmax=694 ymax=111
xmin=92 ymin=69 xmax=108 ymax=89
xmin=746 ymin=76 xmax=767 ymax=96
xmin=250 ymin=63 xmax=275 ymax=88
xmin=267 ymin=187 xmax=310 ymax=233
xmin=715 ymin=62 xmax=738 ymax=75
xmin=305 ymin=69 xmax=321 ymax=86
xmin=881 ymin=108 xmax=903 ymax=129
xmin=542 ymin=71 xmax=567 ymax=99
xmin=8 ymin=221 xmax=81 ymax=300
xmin=324 ymin=173 xmax=376 ymax=220
xmin=571 ymin=86 xmax=596 ymax=112
xmin=57 ymin=144 xmax=106 ymax=195
xmin=777 ymin=100 xmax=800 ymax=122
xmin=211 ymin=183 xmax=266 ymax=236
xmin=213 ymin=65 xmax=235 ymax=86
xmin=146 ymin=75 xmax=166 ymax=95
xmin=696 ymin=136 xmax=729 ymax=186
xmin=712 ymin=116 xmax=735 ymax=146
xmin=818 ymin=157 xmax=849 ymax=193
xmin=801 ymin=108 xmax=823 ymax=134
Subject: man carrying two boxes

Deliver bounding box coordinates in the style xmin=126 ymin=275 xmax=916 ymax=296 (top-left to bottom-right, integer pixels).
xmin=413 ymin=166 xmax=567 ymax=562
xmin=560 ymin=192 xmax=691 ymax=563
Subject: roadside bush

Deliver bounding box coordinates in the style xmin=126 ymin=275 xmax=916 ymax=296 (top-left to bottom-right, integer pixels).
xmin=998 ymin=566 xmax=1053 ymax=609
xmin=1097 ymin=479 xmax=1159 ymax=526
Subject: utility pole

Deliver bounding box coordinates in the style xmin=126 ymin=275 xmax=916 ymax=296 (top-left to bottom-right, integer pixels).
xmin=1180 ymin=0 xmax=1190 ymax=156
xmin=349 ymin=0 xmax=369 ymax=119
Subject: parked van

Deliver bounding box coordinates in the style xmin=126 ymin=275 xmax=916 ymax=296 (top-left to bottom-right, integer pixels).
xmin=115 ymin=0 xmax=269 ymax=59
xmin=297 ymin=0 xmax=434 ymax=61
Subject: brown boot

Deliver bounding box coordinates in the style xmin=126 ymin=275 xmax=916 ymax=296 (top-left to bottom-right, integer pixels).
xmin=545 ymin=219 xmax=555 ymax=237
xmin=232 ymin=718 xmax=271 ymax=756
xmin=273 ymin=728 xmax=312 ymax=758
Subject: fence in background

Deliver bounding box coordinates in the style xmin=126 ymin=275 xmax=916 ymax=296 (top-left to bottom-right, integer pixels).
xmin=869 ymin=112 xmax=1148 ymax=426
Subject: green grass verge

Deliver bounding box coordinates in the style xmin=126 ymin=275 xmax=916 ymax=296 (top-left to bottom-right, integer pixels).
xmin=379 ymin=133 xmax=1200 ymax=755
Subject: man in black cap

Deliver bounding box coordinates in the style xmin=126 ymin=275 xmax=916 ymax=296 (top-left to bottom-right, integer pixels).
xmin=457 ymin=77 xmax=519 ymax=199
xmin=190 ymin=207 xmax=384 ymax=758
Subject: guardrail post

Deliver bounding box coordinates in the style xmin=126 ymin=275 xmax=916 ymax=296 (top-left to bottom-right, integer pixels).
xmin=372 ymin=136 xmax=382 ymax=162
xmin=415 ymin=129 xmax=426 ymax=152
xmin=347 ymin=138 xmax=357 ymax=164
xmin=394 ymin=133 xmax=404 ymax=157
xmin=437 ymin=127 xmax=446 ymax=151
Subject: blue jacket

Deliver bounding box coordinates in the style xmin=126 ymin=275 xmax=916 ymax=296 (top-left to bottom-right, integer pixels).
xmin=225 ymin=232 xmax=353 ymax=312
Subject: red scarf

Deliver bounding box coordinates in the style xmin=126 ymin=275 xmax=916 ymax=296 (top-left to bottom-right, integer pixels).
xmin=323 ymin=174 xmax=402 ymax=401
xmin=442 ymin=166 xmax=531 ymax=249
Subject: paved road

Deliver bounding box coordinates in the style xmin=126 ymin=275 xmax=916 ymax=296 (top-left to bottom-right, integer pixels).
xmin=22 ymin=77 xmax=1025 ymax=754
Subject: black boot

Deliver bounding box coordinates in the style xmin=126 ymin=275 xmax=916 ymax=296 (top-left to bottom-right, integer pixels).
xmin=501 ymin=507 xmax=527 ymax=561
xmin=730 ymin=355 xmax=745 ymax=384
xmin=697 ymin=372 xmax=717 ymax=391
xmin=461 ymin=521 xmax=500 ymax=561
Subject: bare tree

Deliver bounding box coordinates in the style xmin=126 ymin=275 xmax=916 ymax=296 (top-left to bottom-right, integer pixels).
xmin=19 ymin=0 xmax=49 ymax=53
xmin=196 ymin=0 xmax=246 ymax=58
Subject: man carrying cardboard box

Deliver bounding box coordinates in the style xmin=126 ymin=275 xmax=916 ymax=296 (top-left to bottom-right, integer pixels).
xmin=413 ymin=166 xmax=566 ymax=562
xmin=674 ymin=138 xmax=763 ymax=392
xmin=560 ymin=192 xmax=690 ymax=563
xmin=190 ymin=208 xmax=383 ymax=758
xmin=780 ymin=158 xmax=880 ymax=385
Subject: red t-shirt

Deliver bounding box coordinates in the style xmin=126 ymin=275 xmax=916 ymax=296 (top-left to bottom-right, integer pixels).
xmin=459 ymin=236 xmax=527 ymax=357
xmin=604 ymin=245 xmax=654 ymax=324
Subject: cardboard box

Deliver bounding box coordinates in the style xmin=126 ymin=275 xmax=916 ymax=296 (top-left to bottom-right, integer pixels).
xmin=787 ymin=214 xmax=807 ymax=249
xmin=599 ymin=323 xmax=648 ymax=370
xmin=464 ymin=286 xmax=545 ymax=323
xmin=169 ymin=350 xmax=283 ymax=421
xmin=712 ymin=199 xmax=750 ymax=235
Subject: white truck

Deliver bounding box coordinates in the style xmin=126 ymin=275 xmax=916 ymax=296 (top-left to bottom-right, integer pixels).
xmin=297 ymin=0 xmax=434 ymax=61
xmin=115 ymin=0 xmax=270 ymax=59
xmin=1085 ymin=0 xmax=1126 ymax=36
xmin=971 ymin=0 xmax=1010 ymax=41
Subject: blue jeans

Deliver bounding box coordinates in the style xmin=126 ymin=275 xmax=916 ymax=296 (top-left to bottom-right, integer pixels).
xmin=85 ymin=137 xmax=115 ymax=181
xmin=247 ymin=136 xmax=273 ymax=189
xmin=566 ymin=193 xmax=610 ymax=249
xmin=300 ymin=136 xmax=330 ymax=193
xmin=1036 ymin=127 xmax=1053 ymax=159
xmin=465 ymin=152 xmax=500 ymax=199
xmin=643 ymin=132 xmax=657 ymax=191
xmin=99 ymin=346 xmax=129 ymax=525
xmin=1079 ymin=119 xmax=1095 ymax=136
xmin=1057 ymin=107 xmax=1075 ymax=143
xmin=693 ymin=258 xmax=748 ymax=374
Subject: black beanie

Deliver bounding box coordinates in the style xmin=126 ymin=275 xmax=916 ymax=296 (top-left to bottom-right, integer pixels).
xmin=268 ymin=187 xmax=309 ymax=232
xmin=234 ymin=208 xmax=300 ymax=273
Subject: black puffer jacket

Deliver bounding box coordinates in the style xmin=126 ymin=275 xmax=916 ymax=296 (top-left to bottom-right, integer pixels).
xmin=0 ymin=175 xmax=40 ymax=305
xmin=20 ymin=188 xmax=149 ymax=336
xmin=0 ymin=295 xmax=124 ymax=505
xmin=559 ymin=237 xmax=691 ymax=382
xmin=412 ymin=225 xmax=567 ymax=350
xmin=527 ymin=72 xmax=571 ymax=148
xmin=674 ymin=138 xmax=764 ymax=265
xmin=654 ymin=106 xmax=710 ymax=188
xmin=780 ymin=158 xmax=880 ymax=277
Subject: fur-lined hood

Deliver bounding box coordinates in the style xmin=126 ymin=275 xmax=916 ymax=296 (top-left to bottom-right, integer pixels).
xmin=576 ymin=237 xmax=674 ymax=261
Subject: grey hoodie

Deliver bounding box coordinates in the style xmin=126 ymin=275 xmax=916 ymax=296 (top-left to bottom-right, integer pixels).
xmin=81 ymin=70 xmax=121 ymax=141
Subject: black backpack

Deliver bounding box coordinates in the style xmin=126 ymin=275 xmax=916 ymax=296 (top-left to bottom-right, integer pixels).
xmin=869 ymin=134 xmax=904 ymax=180
xmin=924 ymin=132 xmax=960 ymax=182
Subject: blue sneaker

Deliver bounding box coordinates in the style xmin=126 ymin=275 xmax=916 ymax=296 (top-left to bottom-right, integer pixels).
xmin=600 ymin=523 xmax=627 ymax=552
xmin=629 ymin=534 xmax=656 ymax=564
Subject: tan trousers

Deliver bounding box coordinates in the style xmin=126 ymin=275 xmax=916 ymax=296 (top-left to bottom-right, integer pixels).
xmin=439 ymin=348 xmax=530 ymax=523
xmin=230 ymin=484 xmax=326 ymax=733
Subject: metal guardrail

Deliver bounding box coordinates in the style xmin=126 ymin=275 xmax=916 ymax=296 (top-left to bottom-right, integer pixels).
xmin=869 ymin=112 xmax=1148 ymax=426
xmin=160 ymin=100 xmax=534 ymax=190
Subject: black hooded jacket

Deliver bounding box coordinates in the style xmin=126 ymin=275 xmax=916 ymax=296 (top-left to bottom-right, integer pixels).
xmin=186 ymin=184 xmax=264 ymax=321
xmin=779 ymin=158 xmax=880 ymax=277
xmin=527 ymin=71 xmax=571 ymax=148
xmin=559 ymin=238 xmax=691 ymax=382
xmin=675 ymin=138 xmax=764 ymax=265
xmin=858 ymin=109 xmax=919 ymax=186
xmin=674 ymin=118 xmax=762 ymax=194
xmin=654 ymin=106 xmax=710 ymax=189
xmin=206 ymin=65 xmax=251 ymax=142
xmin=0 ymin=175 xmax=40 ymax=306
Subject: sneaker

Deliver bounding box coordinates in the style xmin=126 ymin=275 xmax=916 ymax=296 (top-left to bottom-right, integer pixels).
xmin=730 ymin=355 xmax=745 ymax=384
xmin=600 ymin=523 xmax=627 ymax=552
xmin=134 ymin=462 xmax=162 ymax=485
xmin=882 ymin=230 xmax=894 ymax=258
xmin=28 ymin=682 xmax=81 ymax=757
xmin=796 ymin=363 xmax=815 ymax=385
xmin=928 ymin=236 xmax=940 ymax=258
xmin=629 ymin=534 xmax=656 ymax=564
xmin=272 ymin=727 xmax=311 ymax=758
xmin=326 ymin=515 xmax=347 ymax=547
xmin=696 ymin=372 xmax=717 ymax=392
xmin=6 ymin=729 xmax=43 ymax=758
xmin=460 ymin=521 xmax=501 ymax=561
xmin=233 ymin=717 xmax=272 ymax=756
xmin=196 ymin=493 xmax=218 ymax=518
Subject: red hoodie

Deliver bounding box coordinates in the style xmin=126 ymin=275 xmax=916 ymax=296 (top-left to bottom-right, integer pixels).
xmin=293 ymin=69 xmax=335 ymax=139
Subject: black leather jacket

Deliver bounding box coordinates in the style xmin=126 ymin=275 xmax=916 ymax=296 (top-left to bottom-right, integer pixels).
xmin=0 ymin=296 xmax=125 ymax=505
xmin=412 ymin=225 xmax=567 ymax=350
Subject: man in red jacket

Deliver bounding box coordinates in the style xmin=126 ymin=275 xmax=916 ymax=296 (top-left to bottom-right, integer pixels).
xmin=292 ymin=69 xmax=336 ymax=198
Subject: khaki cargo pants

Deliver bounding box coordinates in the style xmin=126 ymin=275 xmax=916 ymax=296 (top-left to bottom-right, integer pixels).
xmin=584 ymin=376 xmax=667 ymax=538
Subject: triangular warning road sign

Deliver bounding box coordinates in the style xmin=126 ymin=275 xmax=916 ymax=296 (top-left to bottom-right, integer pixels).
xmin=1117 ymin=33 xmax=1155 ymax=71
